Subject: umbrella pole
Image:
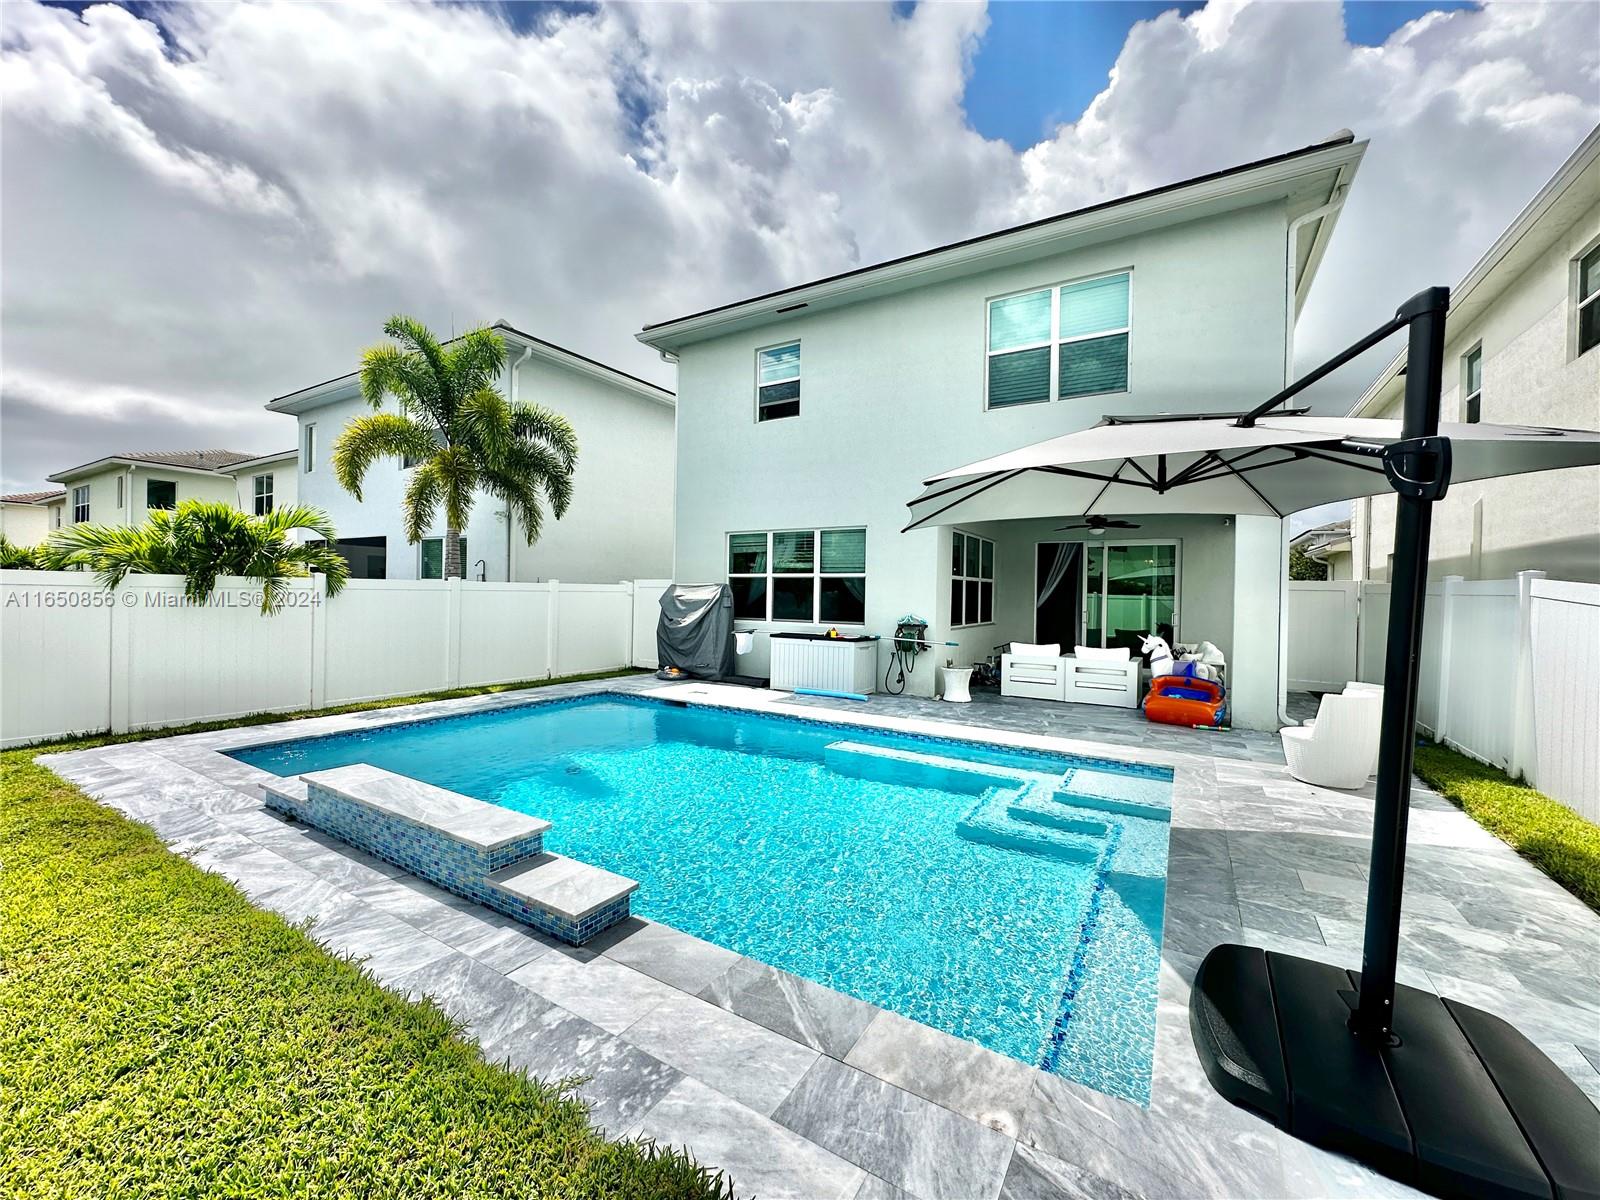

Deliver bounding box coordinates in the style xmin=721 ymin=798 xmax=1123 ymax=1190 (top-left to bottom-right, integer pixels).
xmin=1351 ymin=285 xmax=1450 ymax=1041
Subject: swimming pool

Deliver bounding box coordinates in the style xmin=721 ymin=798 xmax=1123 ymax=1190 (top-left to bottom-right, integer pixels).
xmin=234 ymin=693 xmax=1172 ymax=1102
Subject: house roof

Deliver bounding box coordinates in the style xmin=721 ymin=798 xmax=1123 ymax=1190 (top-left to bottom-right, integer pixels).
xmin=224 ymin=449 xmax=298 ymax=472
xmin=637 ymin=132 xmax=1366 ymax=353
xmin=1350 ymin=123 xmax=1600 ymax=417
xmin=48 ymin=449 xmax=262 ymax=483
xmin=1291 ymin=519 xmax=1352 ymax=553
xmin=266 ymin=321 xmax=674 ymax=415
xmin=1 ymin=489 xmax=65 ymax=505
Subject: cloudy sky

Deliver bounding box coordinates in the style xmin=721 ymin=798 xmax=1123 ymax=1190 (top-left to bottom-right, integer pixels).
xmin=2 ymin=1 xmax=1596 ymax=508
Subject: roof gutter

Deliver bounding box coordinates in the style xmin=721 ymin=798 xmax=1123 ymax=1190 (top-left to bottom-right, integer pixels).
xmin=1283 ymin=182 xmax=1350 ymax=384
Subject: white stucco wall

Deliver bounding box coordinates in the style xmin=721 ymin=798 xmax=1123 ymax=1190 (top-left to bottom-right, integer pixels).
xmin=672 ymin=200 xmax=1294 ymax=719
xmin=1353 ymin=196 xmax=1600 ymax=584
xmin=507 ymin=352 xmax=674 ymax=583
xmin=0 ymin=502 xmax=51 ymax=544
xmin=289 ymin=353 xmax=673 ymax=583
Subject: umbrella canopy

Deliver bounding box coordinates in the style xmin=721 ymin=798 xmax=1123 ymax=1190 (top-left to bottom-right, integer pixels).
xmin=904 ymin=414 xmax=1600 ymax=529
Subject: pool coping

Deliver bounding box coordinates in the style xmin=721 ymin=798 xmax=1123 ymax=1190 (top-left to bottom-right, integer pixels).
xmin=37 ymin=673 xmax=1458 ymax=1199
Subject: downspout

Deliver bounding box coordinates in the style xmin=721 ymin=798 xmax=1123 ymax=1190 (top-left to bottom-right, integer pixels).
xmin=1276 ymin=185 xmax=1349 ymax=726
xmin=506 ymin=345 xmax=533 ymax=581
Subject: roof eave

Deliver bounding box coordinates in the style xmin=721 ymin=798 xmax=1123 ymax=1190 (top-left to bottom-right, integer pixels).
xmin=638 ymin=136 xmax=1367 ymax=353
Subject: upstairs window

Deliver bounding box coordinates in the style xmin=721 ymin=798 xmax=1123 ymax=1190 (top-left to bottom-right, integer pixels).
xmin=72 ymin=485 xmax=90 ymax=524
xmin=253 ymin=473 xmax=274 ymax=515
xmin=1578 ymin=243 xmax=1600 ymax=357
xmin=147 ymin=479 xmax=177 ymax=510
xmin=1462 ymin=344 xmax=1483 ymax=424
xmin=303 ymin=424 xmax=317 ymax=473
xmin=987 ymin=271 xmax=1130 ymax=408
xmin=727 ymin=527 xmax=866 ymax=623
xmin=756 ymin=342 xmax=801 ymax=421
xmin=951 ymin=531 xmax=995 ymax=627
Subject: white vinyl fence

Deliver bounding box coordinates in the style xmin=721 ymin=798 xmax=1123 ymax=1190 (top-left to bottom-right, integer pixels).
xmin=1288 ymin=572 xmax=1600 ymax=822
xmin=0 ymin=571 xmax=670 ymax=747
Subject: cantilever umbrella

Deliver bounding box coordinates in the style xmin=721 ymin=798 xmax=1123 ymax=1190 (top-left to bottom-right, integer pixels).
xmin=906 ymin=288 xmax=1600 ymax=1199
xmin=903 ymin=412 xmax=1600 ymax=530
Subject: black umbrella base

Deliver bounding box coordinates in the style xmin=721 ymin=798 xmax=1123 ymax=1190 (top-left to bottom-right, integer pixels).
xmin=1190 ymin=943 xmax=1600 ymax=1200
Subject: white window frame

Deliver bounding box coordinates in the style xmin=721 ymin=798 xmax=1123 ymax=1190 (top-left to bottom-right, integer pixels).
xmin=303 ymin=423 xmax=317 ymax=473
xmin=984 ymin=269 xmax=1132 ymax=411
xmin=71 ymin=485 xmax=90 ymax=524
xmin=726 ymin=527 xmax=866 ymax=625
xmin=1575 ymin=237 xmax=1600 ymax=359
xmin=754 ymin=340 xmax=802 ymax=423
xmin=115 ymin=475 xmax=124 ymax=510
xmin=950 ymin=530 xmax=995 ymax=628
xmin=253 ymin=473 xmax=274 ymax=515
xmin=1461 ymin=342 xmax=1483 ymax=424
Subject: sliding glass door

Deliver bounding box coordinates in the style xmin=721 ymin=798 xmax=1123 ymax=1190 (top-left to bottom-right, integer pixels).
xmin=1082 ymin=542 xmax=1178 ymax=653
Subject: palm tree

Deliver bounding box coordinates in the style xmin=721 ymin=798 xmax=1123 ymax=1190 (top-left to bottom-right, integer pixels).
xmin=47 ymin=500 xmax=350 ymax=615
xmin=332 ymin=317 xmax=579 ymax=580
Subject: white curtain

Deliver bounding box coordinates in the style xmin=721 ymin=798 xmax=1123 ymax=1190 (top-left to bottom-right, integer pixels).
xmin=1036 ymin=542 xmax=1080 ymax=609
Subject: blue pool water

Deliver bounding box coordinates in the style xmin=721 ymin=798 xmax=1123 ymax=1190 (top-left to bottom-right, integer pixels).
xmin=234 ymin=694 xmax=1172 ymax=1102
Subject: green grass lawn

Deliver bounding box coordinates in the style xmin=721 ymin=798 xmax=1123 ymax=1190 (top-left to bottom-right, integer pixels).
xmin=1413 ymin=742 xmax=1600 ymax=912
xmin=1 ymin=671 xmax=731 ymax=1200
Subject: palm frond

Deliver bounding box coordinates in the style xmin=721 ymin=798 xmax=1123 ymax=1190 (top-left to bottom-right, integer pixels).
xmin=381 ymin=314 xmax=452 ymax=403
xmin=456 ymin=387 xmax=516 ymax=467
xmin=510 ymin=402 xmax=579 ymax=474
xmin=332 ymin=413 xmax=439 ymax=500
xmin=400 ymin=460 xmax=445 ymax=544
xmin=447 ymin=327 xmax=507 ymax=394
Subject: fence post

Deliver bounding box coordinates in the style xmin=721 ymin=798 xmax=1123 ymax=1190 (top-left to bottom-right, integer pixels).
xmin=445 ymin=576 xmax=463 ymax=690
xmin=1432 ymin=575 xmax=1463 ymax=743
xmin=1509 ymin=569 xmax=1546 ymax=784
xmin=109 ymin=582 xmax=133 ymax=734
xmin=546 ymin=580 xmax=560 ymax=679
xmin=309 ymin=573 xmax=328 ymax=710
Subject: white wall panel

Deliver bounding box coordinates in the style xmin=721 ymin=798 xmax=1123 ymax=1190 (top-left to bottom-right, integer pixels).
xmin=0 ymin=571 xmax=112 ymax=746
xmin=320 ymin=580 xmax=451 ymax=704
xmin=458 ymin=584 xmax=552 ymax=685
xmin=1286 ymin=581 xmax=1358 ymax=692
xmin=631 ymin=580 xmax=671 ymax=669
xmin=555 ymin=584 xmax=632 ymax=675
xmin=1529 ymin=580 xmax=1600 ymax=822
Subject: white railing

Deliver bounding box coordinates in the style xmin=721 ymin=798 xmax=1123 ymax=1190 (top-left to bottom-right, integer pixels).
xmin=1288 ymin=571 xmax=1600 ymax=822
xmin=0 ymin=571 xmax=669 ymax=747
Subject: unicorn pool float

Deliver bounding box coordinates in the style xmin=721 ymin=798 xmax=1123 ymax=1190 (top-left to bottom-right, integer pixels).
xmin=1138 ymin=634 xmax=1228 ymax=727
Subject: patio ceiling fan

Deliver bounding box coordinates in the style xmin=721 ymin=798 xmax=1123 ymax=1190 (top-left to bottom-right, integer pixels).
xmin=1054 ymin=515 xmax=1140 ymax=535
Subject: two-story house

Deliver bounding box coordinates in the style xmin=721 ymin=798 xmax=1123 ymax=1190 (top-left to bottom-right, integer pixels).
xmin=43 ymin=449 xmax=298 ymax=531
xmin=1349 ymin=125 xmax=1599 ymax=584
xmin=267 ymin=323 xmax=675 ymax=582
xmin=638 ymin=134 xmax=1367 ymax=729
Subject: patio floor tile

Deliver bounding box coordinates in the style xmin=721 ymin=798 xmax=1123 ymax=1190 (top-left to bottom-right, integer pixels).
xmin=508 ymin=950 xmax=680 ymax=1035
xmin=698 ymin=956 xmax=880 ymax=1059
xmin=591 ymin=917 xmax=742 ymax=994
xmin=997 ymin=1143 xmax=1137 ymax=1200
xmin=771 ymin=1056 xmax=1015 ymax=1200
xmin=843 ymin=1009 xmax=1035 ymax=1137
xmin=636 ymin=1076 xmax=865 ymax=1200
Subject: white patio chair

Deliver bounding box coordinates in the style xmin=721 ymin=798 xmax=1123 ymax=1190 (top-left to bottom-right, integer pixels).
xmin=1000 ymin=643 xmax=1064 ymax=701
xmin=1281 ymin=690 xmax=1383 ymax=790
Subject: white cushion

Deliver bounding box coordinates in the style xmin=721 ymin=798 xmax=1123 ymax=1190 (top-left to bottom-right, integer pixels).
xmin=1009 ymin=642 xmax=1061 ymax=658
xmin=1073 ymin=645 xmax=1130 ymax=663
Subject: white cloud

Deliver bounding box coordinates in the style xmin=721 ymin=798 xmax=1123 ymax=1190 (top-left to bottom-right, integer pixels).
xmin=1 ymin=0 xmax=1594 ymax=495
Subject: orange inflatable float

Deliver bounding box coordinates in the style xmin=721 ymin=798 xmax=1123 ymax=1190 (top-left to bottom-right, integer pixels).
xmin=1143 ymin=675 xmax=1228 ymax=728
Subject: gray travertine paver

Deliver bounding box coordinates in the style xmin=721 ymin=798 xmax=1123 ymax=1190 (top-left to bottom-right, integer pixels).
xmin=37 ymin=672 xmax=1600 ymax=1199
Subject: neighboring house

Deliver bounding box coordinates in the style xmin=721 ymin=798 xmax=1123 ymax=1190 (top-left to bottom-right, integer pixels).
xmin=1349 ymin=125 xmax=1600 ymax=584
xmin=43 ymin=450 xmax=296 ymax=531
xmin=266 ymin=322 xmax=675 ymax=582
xmin=0 ymin=490 xmax=62 ymax=544
xmin=228 ymin=450 xmax=300 ymax=518
xmin=639 ymin=134 xmax=1367 ymax=728
xmin=1290 ymin=520 xmax=1353 ymax=580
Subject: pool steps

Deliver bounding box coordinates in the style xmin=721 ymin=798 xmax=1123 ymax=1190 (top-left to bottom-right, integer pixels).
xmin=262 ymin=763 xmax=635 ymax=945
